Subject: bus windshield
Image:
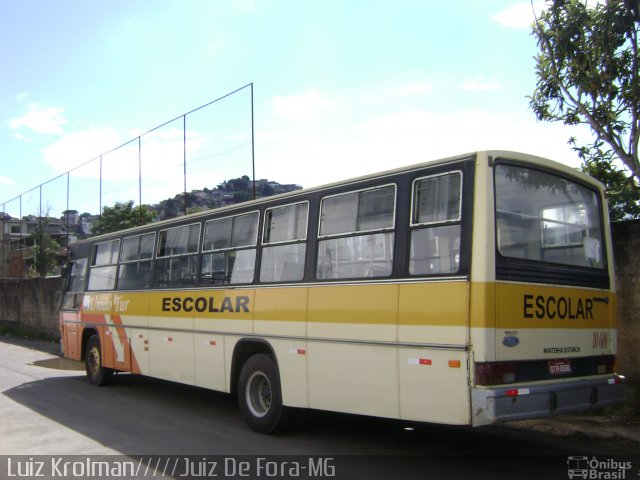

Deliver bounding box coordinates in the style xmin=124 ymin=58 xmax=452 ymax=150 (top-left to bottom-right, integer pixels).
xmin=495 ymin=163 xmax=605 ymax=269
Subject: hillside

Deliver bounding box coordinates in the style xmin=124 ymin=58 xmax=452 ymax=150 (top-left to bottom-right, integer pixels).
xmin=152 ymin=175 xmax=302 ymax=220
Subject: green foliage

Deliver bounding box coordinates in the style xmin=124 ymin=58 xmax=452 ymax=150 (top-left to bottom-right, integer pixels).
xmin=92 ymin=200 xmax=155 ymax=236
xmin=574 ymin=140 xmax=640 ymax=221
xmin=530 ymin=0 xmax=640 ymax=188
xmin=30 ymin=228 xmax=61 ymax=277
xmin=118 ymin=176 xmax=298 ymax=222
xmin=232 ymin=191 xmax=253 ymax=203
xmin=259 ymin=182 xmax=275 ymax=196
xmin=221 ymin=175 xmax=251 ymax=192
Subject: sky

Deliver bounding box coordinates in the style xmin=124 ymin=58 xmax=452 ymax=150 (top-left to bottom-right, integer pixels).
xmin=0 ymin=0 xmax=597 ymax=218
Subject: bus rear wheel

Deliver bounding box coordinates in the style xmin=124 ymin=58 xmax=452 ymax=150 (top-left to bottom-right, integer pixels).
xmin=85 ymin=335 xmax=113 ymax=386
xmin=238 ymin=354 xmax=294 ymax=434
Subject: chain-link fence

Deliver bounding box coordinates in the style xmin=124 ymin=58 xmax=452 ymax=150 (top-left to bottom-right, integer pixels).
xmin=1 ymin=83 xmax=254 ymax=278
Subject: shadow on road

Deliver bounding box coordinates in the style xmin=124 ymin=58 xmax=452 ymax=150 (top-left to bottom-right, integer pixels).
xmin=3 ymin=367 xmax=638 ymax=480
xmin=2 ymin=332 xmax=637 ymax=479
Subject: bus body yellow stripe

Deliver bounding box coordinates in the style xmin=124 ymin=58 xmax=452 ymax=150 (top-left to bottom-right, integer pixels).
xmin=80 ymin=281 xmax=613 ymax=331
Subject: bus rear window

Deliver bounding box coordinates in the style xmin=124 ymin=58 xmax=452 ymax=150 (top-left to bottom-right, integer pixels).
xmin=495 ymin=164 xmax=604 ymax=269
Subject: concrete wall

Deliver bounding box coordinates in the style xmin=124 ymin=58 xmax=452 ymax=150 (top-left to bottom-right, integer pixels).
xmin=611 ymin=220 xmax=640 ymax=414
xmin=0 ymin=277 xmax=63 ymax=338
xmin=0 ymin=221 xmax=638 ymax=412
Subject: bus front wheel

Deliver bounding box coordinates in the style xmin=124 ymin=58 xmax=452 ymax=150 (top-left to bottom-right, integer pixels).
xmin=85 ymin=335 xmax=113 ymax=386
xmin=237 ymin=354 xmax=293 ymax=434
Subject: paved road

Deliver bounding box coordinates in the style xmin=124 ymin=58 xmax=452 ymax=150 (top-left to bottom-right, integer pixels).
xmin=0 ymin=336 xmax=637 ymax=479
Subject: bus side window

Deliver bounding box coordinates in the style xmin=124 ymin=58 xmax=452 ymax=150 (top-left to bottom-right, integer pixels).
xmin=409 ymin=172 xmax=462 ymax=276
xmin=62 ymin=258 xmax=88 ymax=309
xmin=154 ymin=224 xmax=200 ymax=287
xmin=118 ymin=232 xmax=155 ymax=289
xmin=201 ymin=212 xmax=259 ymax=285
xmin=260 ymin=202 xmax=308 ymax=283
xmin=87 ymin=239 xmax=120 ymax=291
xmin=317 ymin=185 xmax=396 ymax=280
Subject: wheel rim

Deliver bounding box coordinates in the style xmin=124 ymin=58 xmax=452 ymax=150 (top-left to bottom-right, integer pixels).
xmin=87 ymin=346 xmax=100 ymax=375
xmin=245 ymin=370 xmax=272 ymax=418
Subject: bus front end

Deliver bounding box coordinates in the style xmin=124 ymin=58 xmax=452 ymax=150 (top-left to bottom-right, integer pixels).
xmin=470 ymin=153 xmax=625 ymax=426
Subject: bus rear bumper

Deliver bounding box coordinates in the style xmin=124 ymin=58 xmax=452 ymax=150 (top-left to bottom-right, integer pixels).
xmin=471 ymin=375 xmax=626 ymax=426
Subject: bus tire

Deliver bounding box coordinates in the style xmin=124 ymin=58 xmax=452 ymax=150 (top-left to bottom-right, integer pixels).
xmin=85 ymin=335 xmax=113 ymax=386
xmin=238 ymin=354 xmax=293 ymax=434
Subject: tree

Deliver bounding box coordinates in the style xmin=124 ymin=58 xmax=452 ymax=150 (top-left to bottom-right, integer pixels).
xmin=225 ymin=175 xmax=252 ymax=193
xmin=575 ymin=141 xmax=640 ymax=220
xmin=26 ymin=203 xmax=62 ymax=277
xmin=30 ymin=229 xmax=61 ymax=277
xmin=259 ymin=182 xmax=275 ymax=197
xmin=91 ymin=200 xmax=155 ymax=236
xmin=529 ymin=0 xmax=640 ymax=185
xmin=232 ymin=191 xmax=253 ymax=203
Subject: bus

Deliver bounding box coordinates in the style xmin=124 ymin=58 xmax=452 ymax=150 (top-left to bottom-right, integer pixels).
xmin=59 ymin=150 xmax=625 ymax=433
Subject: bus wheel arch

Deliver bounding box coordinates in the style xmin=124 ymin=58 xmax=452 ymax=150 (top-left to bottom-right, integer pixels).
xmin=84 ymin=333 xmax=113 ymax=386
xmin=232 ymin=340 xmax=294 ymax=433
xmin=80 ymin=327 xmax=98 ymax=362
xmin=230 ymin=339 xmax=277 ymax=397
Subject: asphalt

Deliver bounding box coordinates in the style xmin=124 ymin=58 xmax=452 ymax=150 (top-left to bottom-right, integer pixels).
xmin=2 ymin=333 xmax=638 ymax=446
xmin=509 ymin=411 xmax=640 ymax=444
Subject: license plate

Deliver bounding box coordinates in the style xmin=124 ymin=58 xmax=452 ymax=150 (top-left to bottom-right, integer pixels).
xmin=548 ymin=359 xmax=572 ymax=375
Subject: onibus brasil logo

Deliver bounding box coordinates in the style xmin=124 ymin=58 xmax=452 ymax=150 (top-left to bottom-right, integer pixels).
xmin=567 ymin=456 xmax=633 ymax=479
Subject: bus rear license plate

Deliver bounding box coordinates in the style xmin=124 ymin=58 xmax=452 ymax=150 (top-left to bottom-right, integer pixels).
xmin=548 ymin=359 xmax=572 ymax=375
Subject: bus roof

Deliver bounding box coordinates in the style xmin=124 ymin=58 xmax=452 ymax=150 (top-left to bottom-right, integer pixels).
xmin=71 ymin=150 xmax=598 ymax=245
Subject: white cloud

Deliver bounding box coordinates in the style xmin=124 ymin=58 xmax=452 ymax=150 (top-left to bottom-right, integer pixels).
xmin=491 ymin=1 xmax=544 ymax=29
xmin=10 ymin=133 xmax=33 ymax=142
xmin=39 ymin=126 xmax=212 ymax=209
xmin=354 ymin=109 xmax=589 ymax=168
xmin=42 ymin=127 xmax=200 ymax=182
xmin=42 ymin=127 xmax=123 ymax=175
xmin=394 ymin=82 xmax=433 ymax=97
xmin=0 ymin=176 xmax=16 ymax=186
xmin=257 ymin=108 xmax=593 ymax=189
xmin=9 ymin=103 xmax=67 ymax=135
xmin=270 ymin=89 xmax=335 ymax=121
xmin=462 ymin=76 xmax=501 ymax=91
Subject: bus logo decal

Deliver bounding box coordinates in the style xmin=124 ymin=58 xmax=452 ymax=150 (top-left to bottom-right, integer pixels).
xmin=502 ymin=335 xmax=520 ymax=347
xmin=523 ymin=294 xmax=595 ymax=320
xmin=161 ymin=295 xmax=251 ymax=314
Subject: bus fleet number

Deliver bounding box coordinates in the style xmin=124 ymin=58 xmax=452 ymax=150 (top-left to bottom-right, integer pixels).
xmin=592 ymin=331 xmax=609 ymax=349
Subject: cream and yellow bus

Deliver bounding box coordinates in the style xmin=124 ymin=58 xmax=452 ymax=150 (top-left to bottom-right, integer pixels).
xmin=59 ymin=150 xmax=625 ymax=433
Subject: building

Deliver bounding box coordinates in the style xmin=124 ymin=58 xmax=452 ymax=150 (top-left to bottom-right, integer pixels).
xmin=0 ymin=215 xmax=75 ymax=278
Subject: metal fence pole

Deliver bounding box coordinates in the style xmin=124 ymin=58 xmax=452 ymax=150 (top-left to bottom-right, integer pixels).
xmin=138 ymin=136 xmax=142 ymax=224
xmin=0 ymin=84 xmax=254 ymax=243
xmin=66 ymin=172 xmax=70 ymax=261
xmin=251 ymin=82 xmax=256 ymax=200
xmin=99 ymin=155 xmax=103 ymax=229
xmin=183 ymin=114 xmax=188 ymax=216
xmin=1 ymin=203 xmax=5 ymax=278
xmin=19 ymin=195 xmax=22 ymax=279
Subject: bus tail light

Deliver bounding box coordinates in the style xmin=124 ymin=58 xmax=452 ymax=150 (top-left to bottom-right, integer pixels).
xmin=505 ymin=388 xmax=530 ymax=397
xmin=475 ymin=362 xmax=517 ymax=386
